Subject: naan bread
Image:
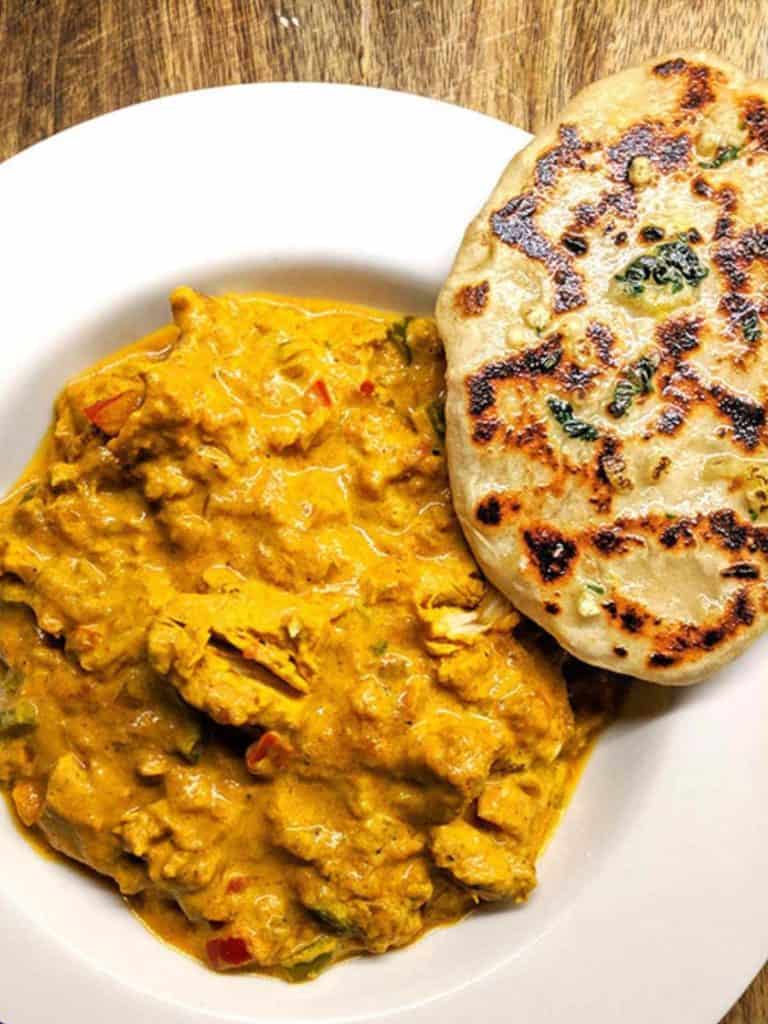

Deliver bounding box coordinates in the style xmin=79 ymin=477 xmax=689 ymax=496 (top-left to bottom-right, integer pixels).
xmin=438 ymin=51 xmax=768 ymax=684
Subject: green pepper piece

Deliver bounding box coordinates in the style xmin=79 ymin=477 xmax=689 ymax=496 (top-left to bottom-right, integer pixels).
xmin=0 ymin=700 xmax=38 ymax=736
xmin=427 ymin=396 xmax=446 ymax=442
xmin=386 ymin=317 xmax=413 ymax=364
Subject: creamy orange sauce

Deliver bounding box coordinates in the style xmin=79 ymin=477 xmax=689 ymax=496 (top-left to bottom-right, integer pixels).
xmin=0 ymin=291 xmax=621 ymax=979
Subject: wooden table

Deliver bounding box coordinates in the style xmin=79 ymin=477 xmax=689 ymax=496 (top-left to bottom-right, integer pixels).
xmin=0 ymin=1 xmax=765 ymax=1020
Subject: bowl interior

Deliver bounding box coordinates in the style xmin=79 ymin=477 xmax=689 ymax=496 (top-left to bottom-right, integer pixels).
xmin=0 ymin=261 xmax=678 ymax=1021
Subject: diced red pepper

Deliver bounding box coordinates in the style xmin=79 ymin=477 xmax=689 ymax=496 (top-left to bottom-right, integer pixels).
xmin=245 ymin=730 xmax=293 ymax=773
xmin=226 ymin=876 xmax=249 ymax=895
xmin=309 ymin=379 xmax=332 ymax=406
xmin=206 ymin=935 xmax=252 ymax=969
xmin=359 ymin=379 xmax=375 ymax=397
xmin=83 ymin=390 xmax=142 ymax=435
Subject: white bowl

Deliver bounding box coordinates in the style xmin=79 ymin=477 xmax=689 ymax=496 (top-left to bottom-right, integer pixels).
xmin=0 ymin=84 xmax=765 ymax=1024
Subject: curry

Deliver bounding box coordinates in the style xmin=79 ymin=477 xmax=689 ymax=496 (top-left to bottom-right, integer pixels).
xmin=0 ymin=291 xmax=620 ymax=979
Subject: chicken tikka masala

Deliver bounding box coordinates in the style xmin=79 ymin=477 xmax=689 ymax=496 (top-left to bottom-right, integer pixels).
xmin=0 ymin=290 xmax=621 ymax=979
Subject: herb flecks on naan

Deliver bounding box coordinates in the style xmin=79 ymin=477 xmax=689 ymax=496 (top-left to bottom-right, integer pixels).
xmin=438 ymin=51 xmax=768 ymax=685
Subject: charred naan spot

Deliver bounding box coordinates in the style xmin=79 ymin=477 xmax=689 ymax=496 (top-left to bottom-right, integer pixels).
xmin=714 ymin=225 xmax=768 ymax=292
xmin=598 ymin=188 xmax=637 ymax=220
xmin=656 ymin=405 xmax=685 ymax=435
xmin=607 ymin=122 xmax=691 ymax=182
xmin=735 ymin=592 xmax=757 ymax=628
xmin=587 ymin=322 xmax=616 ymax=365
xmin=535 ymin=125 xmax=592 ymax=187
xmin=657 ymin=316 xmax=701 ymax=360
xmin=706 ymin=510 xmax=768 ymax=557
xmin=561 ymin=234 xmax=588 ymax=256
xmin=472 ymin=418 xmax=500 ymax=444
xmin=476 ymin=496 xmax=502 ymax=526
xmin=709 ymin=509 xmax=748 ymax=551
xmin=652 ymin=456 xmax=671 ymax=480
xmin=720 ymin=293 xmax=761 ymax=345
xmin=692 ymin=175 xmax=737 ymax=228
xmin=620 ymin=607 xmax=646 ymax=633
xmin=659 ymin=590 xmax=755 ymax=660
xmin=640 ymin=225 xmax=665 ymax=243
xmin=510 ymin=420 xmax=546 ymax=448
xmin=490 ymin=194 xmax=586 ymax=313
xmin=570 ymin=202 xmax=598 ymax=229
xmin=558 ymin=363 xmax=600 ymax=393
xmin=467 ymin=334 xmax=563 ymax=416
xmin=614 ymin=231 xmax=629 ymax=246
xmin=613 ymin=646 xmax=628 ymax=658
xmin=592 ymin=527 xmax=629 ymax=555
xmin=681 ymin=64 xmax=715 ymax=110
xmin=714 ymin=239 xmax=749 ymax=289
xmin=523 ymin=527 xmax=577 ymax=582
xmin=653 ymin=57 xmax=687 ymax=76
xmin=743 ymin=97 xmax=768 ymax=151
xmin=603 ymin=601 xmax=617 ymax=618
xmin=693 ymin=173 xmax=737 ymax=234
xmin=652 ymin=58 xmax=715 ymax=110
xmin=660 ymin=518 xmax=696 ymax=548
xmin=544 ymin=602 xmax=560 ymax=615
xmin=455 ymin=281 xmax=489 ymax=317
xmin=710 ymin=385 xmax=765 ymax=449
xmin=721 ymin=562 xmax=760 ymax=579
xmin=594 ymin=435 xmax=628 ymax=493
xmin=649 ymin=652 xmax=677 ymax=667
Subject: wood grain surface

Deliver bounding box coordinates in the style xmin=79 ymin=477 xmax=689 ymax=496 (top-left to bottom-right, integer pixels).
xmin=0 ymin=1 xmax=765 ymax=1020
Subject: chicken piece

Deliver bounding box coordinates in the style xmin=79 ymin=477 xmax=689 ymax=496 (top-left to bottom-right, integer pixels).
xmin=40 ymin=753 xmax=147 ymax=895
xmin=435 ymin=642 xmax=522 ymax=704
xmin=476 ymin=773 xmax=541 ymax=843
xmin=412 ymin=558 xmax=485 ymax=611
xmin=417 ymin=588 xmax=519 ymax=656
xmin=149 ymin=579 xmax=353 ymax=729
xmin=266 ymin=778 xmax=432 ymax=953
xmin=295 ymin=861 xmax=432 ymax=953
xmin=149 ymin=592 xmax=306 ymax=730
xmin=430 ymin=819 xmax=536 ymax=901
xmin=114 ymin=767 xmax=237 ymax=894
xmin=405 ymin=712 xmax=503 ymax=798
xmin=148 ymin=625 xmax=301 ymax=731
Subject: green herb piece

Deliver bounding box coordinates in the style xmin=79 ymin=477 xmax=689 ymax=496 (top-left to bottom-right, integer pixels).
xmin=539 ymin=345 xmax=562 ymax=372
xmin=665 ymin=512 xmax=677 ymax=520
xmin=285 ymin=951 xmax=333 ymax=982
xmin=742 ymin=309 xmax=761 ymax=344
xmin=19 ymin=484 xmax=38 ymax=504
xmin=175 ymin=714 xmax=205 ymax=764
xmin=749 ymin=508 xmax=759 ymax=522
xmin=309 ymin=905 xmax=357 ymax=933
xmin=546 ymin=396 xmax=599 ymax=442
xmin=371 ymin=640 xmax=389 ymax=656
xmin=699 ymin=145 xmax=740 ymax=169
xmin=386 ymin=317 xmax=413 ymax=365
xmin=0 ymin=664 xmax=23 ymax=696
xmin=427 ymin=396 xmax=446 ymax=442
xmin=585 ymin=581 xmax=605 ymax=595
xmin=615 ymin=236 xmax=708 ymax=297
xmin=607 ymin=354 xmax=658 ymax=418
xmin=0 ymin=700 xmax=38 ymax=737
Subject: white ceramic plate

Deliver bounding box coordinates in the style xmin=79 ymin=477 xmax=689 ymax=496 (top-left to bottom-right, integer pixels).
xmin=0 ymin=83 xmax=765 ymax=1024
